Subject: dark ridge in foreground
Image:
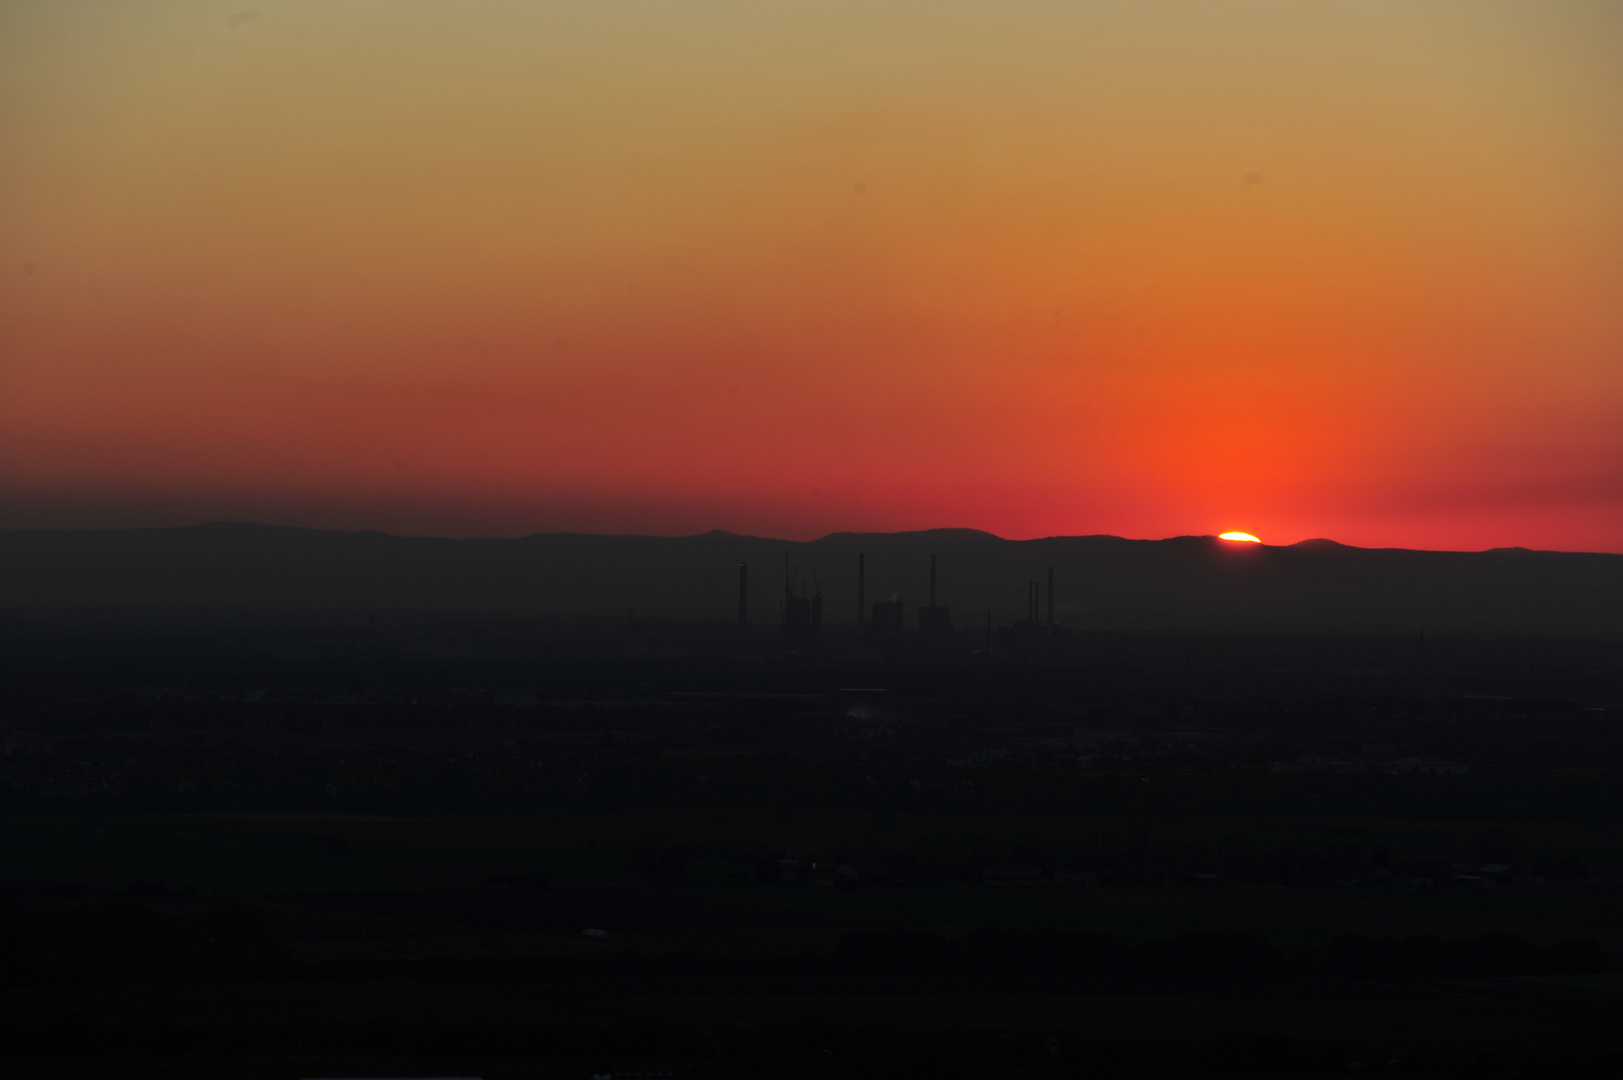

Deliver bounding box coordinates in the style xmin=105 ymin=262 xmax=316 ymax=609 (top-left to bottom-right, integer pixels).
xmin=2 ymin=522 xmax=1621 ymax=637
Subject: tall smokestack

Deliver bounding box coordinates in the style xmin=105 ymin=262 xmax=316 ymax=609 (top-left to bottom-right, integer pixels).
xmin=1047 ymin=566 xmax=1054 ymax=628
xmin=858 ymin=553 xmax=865 ymax=626
xmin=739 ymin=562 xmax=748 ymax=626
xmin=929 ymin=554 xmax=937 ymax=608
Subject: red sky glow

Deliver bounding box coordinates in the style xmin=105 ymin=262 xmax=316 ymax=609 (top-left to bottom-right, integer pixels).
xmin=3 ymin=1 xmax=1621 ymax=550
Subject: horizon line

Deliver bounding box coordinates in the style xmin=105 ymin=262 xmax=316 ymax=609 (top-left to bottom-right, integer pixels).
xmin=0 ymin=518 xmax=1609 ymax=558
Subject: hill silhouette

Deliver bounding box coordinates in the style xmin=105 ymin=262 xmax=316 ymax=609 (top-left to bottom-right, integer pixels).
xmin=2 ymin=522 xmax=1620 ymax=637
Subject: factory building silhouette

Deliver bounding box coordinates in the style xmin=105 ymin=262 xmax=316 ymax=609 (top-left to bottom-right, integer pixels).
xmin=917 ymin=553 xmax=951 ymax=635
xmin=781 ymin=555 xmax=821 ymax=642
xmin=735 ymin=549 xmax=1056 ymax=656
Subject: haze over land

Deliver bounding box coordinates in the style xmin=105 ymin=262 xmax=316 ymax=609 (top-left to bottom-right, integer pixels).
xmin=5 ymin=522 xmax=1620 ymax=638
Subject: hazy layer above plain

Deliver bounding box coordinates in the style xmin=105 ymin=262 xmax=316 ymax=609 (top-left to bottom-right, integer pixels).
xmin=2 ymin=523 xmax=1620 ymax=638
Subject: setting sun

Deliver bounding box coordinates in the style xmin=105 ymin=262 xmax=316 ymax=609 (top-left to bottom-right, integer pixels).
xmin=1219 ymin=532 xmax=1262 ymax=543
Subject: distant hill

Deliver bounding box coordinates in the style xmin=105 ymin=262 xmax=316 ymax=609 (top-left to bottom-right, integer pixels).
xmin=2 ymin=522 xmax=1621 ymax=638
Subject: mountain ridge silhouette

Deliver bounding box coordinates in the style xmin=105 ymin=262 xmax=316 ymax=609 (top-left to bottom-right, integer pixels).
xmin=2 ymin=522 xmax=1619 ymax=637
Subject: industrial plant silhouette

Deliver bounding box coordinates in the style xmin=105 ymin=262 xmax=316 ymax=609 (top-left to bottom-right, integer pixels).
xmin=4 ymin=521 xmax=1620 ymax=640
xmin=4 ymin=521 xmax=1623 ymax=1079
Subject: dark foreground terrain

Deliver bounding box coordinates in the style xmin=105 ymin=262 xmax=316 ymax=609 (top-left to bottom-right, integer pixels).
xmin=4 ymin=609 xmax=1622 ymax=1076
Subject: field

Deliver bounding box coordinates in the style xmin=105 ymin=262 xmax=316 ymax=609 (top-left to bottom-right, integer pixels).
xmin=6 ymin=634 xmax=1623 ymax=1074
xmin=7 ymin=809 xmax=1623 ymax=960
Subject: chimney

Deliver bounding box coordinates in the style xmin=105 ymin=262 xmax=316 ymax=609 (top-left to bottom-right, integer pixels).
xmin=929 ymin=554 xmax=937 ymax=608
xmin=739 ymin=562 xmax=748 ymax=626
xmin=858 ymin=553 xmax=865 ymax=626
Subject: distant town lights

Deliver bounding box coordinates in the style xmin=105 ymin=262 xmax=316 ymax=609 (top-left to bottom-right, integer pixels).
xmin=1219 ymin=532 xmax=1262 ymax=543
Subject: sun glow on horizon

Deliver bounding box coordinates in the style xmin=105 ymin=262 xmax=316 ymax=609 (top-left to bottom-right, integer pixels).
xmin=1220 ymin=532 xmax=1262 ymax=543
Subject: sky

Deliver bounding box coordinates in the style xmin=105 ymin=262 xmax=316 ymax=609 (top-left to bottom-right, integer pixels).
xmin=2 ymin=1 xmax=1621 ymax=551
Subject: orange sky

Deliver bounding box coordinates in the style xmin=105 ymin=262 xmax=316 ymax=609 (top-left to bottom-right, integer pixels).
xmin=3 ymin=1 xmax=1621 ymax=550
